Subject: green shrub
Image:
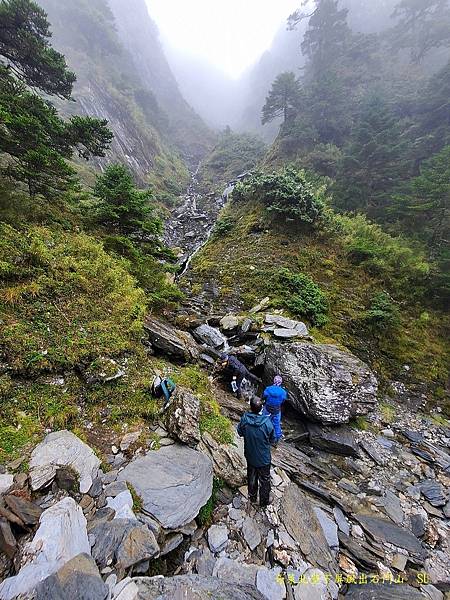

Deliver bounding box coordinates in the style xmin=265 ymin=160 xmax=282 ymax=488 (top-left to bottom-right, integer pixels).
xmin=363 ymin=292 xmax=400 ymax=331
xmin=213 ymin=216 xmax=235 ymax=237
xmin=198 ymin=477 xmax=223 ymax=526
xmin=277 ymin=268 xmax=328 ymax=326
xmin=233 ymin=167 xmax=325 ymax=224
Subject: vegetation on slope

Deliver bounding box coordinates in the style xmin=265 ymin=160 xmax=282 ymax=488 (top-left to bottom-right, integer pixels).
xmin=198 ymin=128 xmax=266 ymax=192
xmin=189 ymin=168 xmax=449 ymax=408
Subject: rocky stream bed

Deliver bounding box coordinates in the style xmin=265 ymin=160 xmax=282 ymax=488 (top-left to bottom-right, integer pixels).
xmin=0 ymin=303 xmax=449 ymax=600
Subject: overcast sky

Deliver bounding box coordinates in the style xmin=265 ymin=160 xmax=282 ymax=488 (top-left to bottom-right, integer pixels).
xmin=146 ymin=0 xmax=301 ymax=79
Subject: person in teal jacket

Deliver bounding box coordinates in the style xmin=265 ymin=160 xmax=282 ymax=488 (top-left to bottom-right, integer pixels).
xmin=237 ymin=397 xmax=276 ymax=507
xmin=262 ymin=375 xmax=287 ymax=442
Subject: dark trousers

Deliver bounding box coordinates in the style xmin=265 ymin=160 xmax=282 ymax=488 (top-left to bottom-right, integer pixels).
xmin=247 ymin=463 xmax=271 ymax=506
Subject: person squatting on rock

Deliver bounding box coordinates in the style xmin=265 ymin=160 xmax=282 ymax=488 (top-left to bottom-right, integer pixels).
xmin=219 ymin=353 xmax=262 ymax=400
xmin=262 ymin=375 xmax=287 ymax=443
xmin=237 ymin=397 xmax=276 ymax=507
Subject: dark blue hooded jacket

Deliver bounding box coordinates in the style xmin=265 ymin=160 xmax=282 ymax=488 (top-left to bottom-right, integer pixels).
xmin=237 ymin=412 xmax=276 ymax=467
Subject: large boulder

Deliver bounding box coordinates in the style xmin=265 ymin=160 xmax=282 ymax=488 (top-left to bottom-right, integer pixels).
xmin=112 ymin=575 xmax=264 ymax=600
xmin=143 ymin=316 xmax=199 ymax=361
xmin=91 ymin=519 xmax=159 ymax=571
xmin=117 ymin=445 xmax=213 ymax=529
xmin=31 ymin=553 xmax=108 ymax=600
xmin=265 ymin=343 xmax=378 ymax=424
xmin=0 ymin=498 xmax=89 ymax=600
xmin=165 ymin=388 xmax=201 ymax=447
xmin=199 ymin=431 xmax=246 ymax=488
xmin=29 ymin=430 xmax=100 ymax=493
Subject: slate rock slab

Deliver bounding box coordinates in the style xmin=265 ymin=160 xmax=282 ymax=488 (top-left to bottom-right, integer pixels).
xmin=117 ymin=445 xmax=213 ymax=529
xmin=144 ymin=316 xmax=199 ymax=361
xmin=380 ymin=490 xmax=404 ymax=525
xmin=0 ymin=498 xmax=89 ymax=600
xmin=265 ymin=314 xmax=309 ymax=337
xmin=313 ymin=507 xmax=339 ymax=549
xmin=265 ymin=343 xmax=378 ymax=424
xmin=115 ymin=574 xmax=265 ymax=600
xmin=29 ymin=430 xmax=100 ymax=493
xmin=280 ymin=484 xmax=336 ymax=573
xmin=344 ymin=583 xmax=427 ymax=599
xmin=33 ymin=553 xmax=108 ymax=600
xmin=4 ymin=495 xmax=42 ymax=526
xmin=419 ymin=480 xmax=447 ymax=507
xmin=356 ymin=514 xmax=426 ymax=556
xmin=308 ymin=424 xmax=360 ymax=457
xmin=193 ymin=324 xmax=228 ymax=348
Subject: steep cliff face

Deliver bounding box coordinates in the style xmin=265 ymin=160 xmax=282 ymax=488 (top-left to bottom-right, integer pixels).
xmin=37 ymin=0 xmax=211 ymax=196
xmin=108 ymin=0 xmax=214 ymax=164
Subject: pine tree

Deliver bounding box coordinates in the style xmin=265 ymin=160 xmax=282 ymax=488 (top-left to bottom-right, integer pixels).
xmin=262 ymin=72 xmax=301 ymax=125
xmin=0 ymin=0 xmax=113 ymax=197
xmin=334 ymin=94 xmax=409 ymax=217
xmin=93 ymin=164 xmax=161 ymax=238
xmin=390 ymin=0 xmax=450 ymax=64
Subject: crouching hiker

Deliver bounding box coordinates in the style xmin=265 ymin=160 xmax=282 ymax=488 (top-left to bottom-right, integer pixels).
xmin=219 ymin=353 xmax=262 ymax=400
xmin=237 ymin=397 xmax=276 ymax=507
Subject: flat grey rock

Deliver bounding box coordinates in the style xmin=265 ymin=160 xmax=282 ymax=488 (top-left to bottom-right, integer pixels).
xmin=117 ymin=445 xmax=213 ymax=529
xmin=356 ymin=514 xmax=426 ymax=556
xmin=273 ymin=328 xmax=302 ymax=339
xmin=308 ymin=424 xmax=360 ymax=457
xmin=207 ymin=524 xmax=229 ymax=553
xmin=0 ymin=498 xmax=89 ymax=600
xmin=29 ymin=430 xmax=100 ymax=493
xmin=104 ymin=480 xmax=128 ymax=498
xmin=213 ymin=557 xmax=260 ymax=586
xmin=265 ymin=343 xmax=377 ymax=424
xmin=293 ymin=568 xmax=333 ymax=600
xmin=380 ymin=490 xmax=404 ymax=525
xmin=242 ymin=517 xmax=262 ymax=550
xmin=115 ymin=574 xmax=265 ymax=599
xmin=333 ymin=507 xmax=350 ymax=536
xmin=160 ymin=532 xmax=184 ymax=556
xmin=33 ymin=553 xmax=108 ymax=600
xmin=265 ymin=314 xmax=309 ymax=336
xmin=280 ymin=484 xmax=336 ymax=573
xmin=256 ymin=567 xmax=286 ymax=600
xmin=220 ymin=315 xmax=240 ymax=331
xmin=314 ymin=507 xmax=339 ymax=549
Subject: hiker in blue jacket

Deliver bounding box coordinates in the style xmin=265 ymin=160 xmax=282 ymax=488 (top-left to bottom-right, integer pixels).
xmin=237 ymin=397 xmax=276 ymax=507
xmin=262 ymin=375 xmax=287 ymax=442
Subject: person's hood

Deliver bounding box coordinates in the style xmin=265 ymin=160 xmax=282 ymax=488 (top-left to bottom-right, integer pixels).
xmin=242 ymin=412 xmax=270 ymax=428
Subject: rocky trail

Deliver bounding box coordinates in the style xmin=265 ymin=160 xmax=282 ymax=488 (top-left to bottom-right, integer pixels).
xmin=0 ymin=302 xmax=449 ymax=600
xmin=163 ymin=166 xmax=229 ymax=277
